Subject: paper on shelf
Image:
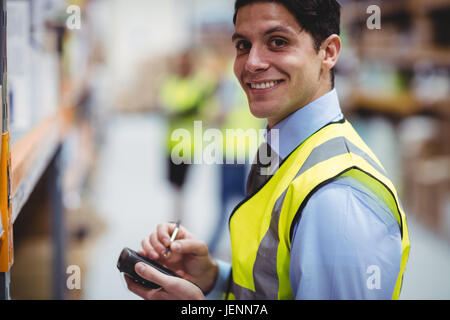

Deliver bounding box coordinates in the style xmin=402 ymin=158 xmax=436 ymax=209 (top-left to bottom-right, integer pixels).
xmin=7 ymin=0 xmax=32 ymax=133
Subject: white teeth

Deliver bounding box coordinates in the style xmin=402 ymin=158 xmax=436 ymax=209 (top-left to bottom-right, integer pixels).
xmin=251 ymin=81 xmax=279 ymax=89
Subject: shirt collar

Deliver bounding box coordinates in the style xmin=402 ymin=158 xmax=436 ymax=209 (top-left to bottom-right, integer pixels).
xmin=266 ymin=89 xmax=344 ymax=160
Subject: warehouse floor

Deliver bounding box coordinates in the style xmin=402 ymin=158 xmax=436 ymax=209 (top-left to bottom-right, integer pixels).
xmin=81 ymin=113 xmax=450 ymax=300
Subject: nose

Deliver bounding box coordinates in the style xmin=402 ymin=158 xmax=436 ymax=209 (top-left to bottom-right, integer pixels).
xmin=245 ymin=45 xmax=269 ymax=73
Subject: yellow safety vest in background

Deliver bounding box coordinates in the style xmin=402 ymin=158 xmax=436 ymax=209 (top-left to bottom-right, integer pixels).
xmin=227 ymin=119 xmax=410 ymax=300
xmin=159 ymin=71 xmax=216 ymax=159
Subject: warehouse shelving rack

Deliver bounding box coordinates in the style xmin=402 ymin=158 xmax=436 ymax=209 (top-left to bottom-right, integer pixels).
xmin=0 ymin=0 xmax=77 ymax=299
xmin=342 ymin=0 xmax=450 ymax=117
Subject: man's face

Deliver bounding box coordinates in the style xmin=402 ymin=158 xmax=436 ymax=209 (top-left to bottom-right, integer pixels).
xmin=233 ymin=2 xmax=325 ymax=127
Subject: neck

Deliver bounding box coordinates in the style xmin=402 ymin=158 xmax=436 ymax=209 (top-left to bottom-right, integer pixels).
xmin=267 ymin=84 xmax=333 ymax=129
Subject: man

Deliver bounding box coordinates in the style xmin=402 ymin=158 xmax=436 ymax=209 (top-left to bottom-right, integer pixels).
xmin=125 ymin=0 xmax=410 ymax=300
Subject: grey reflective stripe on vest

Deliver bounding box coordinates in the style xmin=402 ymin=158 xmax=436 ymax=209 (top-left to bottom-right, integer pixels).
xmin=252 ymin=189 xmax=288 ymax=299
xmin=231 ymin=135 xmax=387 ymax=299
xmin=230 ymin=278 xmax=257 ymax=299
xmin=296 ymin=136 xmax=387 ymax=179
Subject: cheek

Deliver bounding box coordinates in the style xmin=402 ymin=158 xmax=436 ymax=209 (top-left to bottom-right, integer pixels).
xmin=287 ymin=57 xmax=318 ymax=92
xmin=285 ymin=48 xmax=319 ymax=78
xmin=233 ymin=58 xmax=244 ymax=84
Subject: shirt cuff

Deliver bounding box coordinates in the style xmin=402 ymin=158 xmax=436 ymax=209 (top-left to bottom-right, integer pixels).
xmin=206 ymin=259 xmax=231 ymax=300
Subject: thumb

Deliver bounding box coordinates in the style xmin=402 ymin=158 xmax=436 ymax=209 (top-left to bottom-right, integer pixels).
xmin=135 ymin=262 xmax=172 ymax=288
xmin=171 ymin=239 xmax=209 ymax=256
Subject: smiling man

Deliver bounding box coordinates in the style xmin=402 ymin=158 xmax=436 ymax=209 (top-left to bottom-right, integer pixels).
xmin=232 ymin=1 xmax=337 ymax=128
xmin=125 ymin=0 xmax=410 ymax=300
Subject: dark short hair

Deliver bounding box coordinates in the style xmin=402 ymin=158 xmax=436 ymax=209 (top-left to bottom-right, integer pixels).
xmin=233 ymin=0 xmax=341 ymax=86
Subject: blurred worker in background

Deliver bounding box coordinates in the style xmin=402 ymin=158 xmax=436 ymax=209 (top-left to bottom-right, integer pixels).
xmin=126 ymin=0 xmax=410 ymax=300
xmin=158 ymin=49 xmax=217 ymax=221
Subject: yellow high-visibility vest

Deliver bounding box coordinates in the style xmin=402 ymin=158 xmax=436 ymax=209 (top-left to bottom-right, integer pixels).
xmin=227 ymin=119 xmax=410 ymax=300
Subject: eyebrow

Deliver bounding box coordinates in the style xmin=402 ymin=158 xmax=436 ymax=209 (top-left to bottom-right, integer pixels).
xmin=231 ymin=25 xmax=299 ymax=42
xmin=231 ymin=32 xmax=245 ymax=42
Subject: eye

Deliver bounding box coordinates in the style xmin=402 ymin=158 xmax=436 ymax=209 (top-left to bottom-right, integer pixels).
xmin=269 ymin=38 xmax=287 ymax=48
xmin=235 ymin=40 xmax=251 ymax=52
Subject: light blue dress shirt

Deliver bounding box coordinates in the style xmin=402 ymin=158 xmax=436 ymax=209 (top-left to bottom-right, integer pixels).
xmin=207 ymin=89 xmax=403 ymax=300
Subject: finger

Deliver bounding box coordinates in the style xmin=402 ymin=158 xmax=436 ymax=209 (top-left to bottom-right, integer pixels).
xmin=125 ymin=275 xmax=171 ymax=300
xmin=157 ymin=223 xmax=193 ymax=246
xmin=135 ymin=262 xmax=174 ymax=289
xmin=142 ymin=237 xmax=158 ymax=260
xmin=134 ymin=264 xmax=205 ymax=300
xmin=149 ymin=232 xmax=166 ymax=258
xmin=156 ymin=223 xmax=173 ymax=247
xmin=170 ymin=239 xmax=209 ymax=256
xmin=143 ymin=289 xmax=170 ymax=300
xmin=124 ymin=275 xmax=162 ymax=300
xmin=174 ymin=269 xmax=186 ymax=278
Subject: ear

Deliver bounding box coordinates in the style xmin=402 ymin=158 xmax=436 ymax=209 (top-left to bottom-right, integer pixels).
xmin=320 ymin=34 xmax=341 ymax=71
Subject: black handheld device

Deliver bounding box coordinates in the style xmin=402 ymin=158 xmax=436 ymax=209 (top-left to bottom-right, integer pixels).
xmin=117 ymin=247 xmax=180 ymax=289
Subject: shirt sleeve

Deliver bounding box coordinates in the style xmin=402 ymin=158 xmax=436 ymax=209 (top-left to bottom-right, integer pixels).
xmin=289 ymin=178 xmax=403 ymax=299
xmin=205 ymin=259 xmax=231 ymax=300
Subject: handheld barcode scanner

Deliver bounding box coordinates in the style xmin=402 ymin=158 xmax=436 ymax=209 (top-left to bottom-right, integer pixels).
xmin=117 ymin=247 xmax=180 ymax=289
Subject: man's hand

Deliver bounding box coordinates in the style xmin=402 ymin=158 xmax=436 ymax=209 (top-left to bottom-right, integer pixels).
xmin=136 ymin=223 xmax=218 ymax=297
xmin=125 ymin=262 xmax=205 ymax=300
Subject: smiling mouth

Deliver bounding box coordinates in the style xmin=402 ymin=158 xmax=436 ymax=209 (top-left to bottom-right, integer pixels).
xmin=247 ymin=80 xmax=284 ymax=90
